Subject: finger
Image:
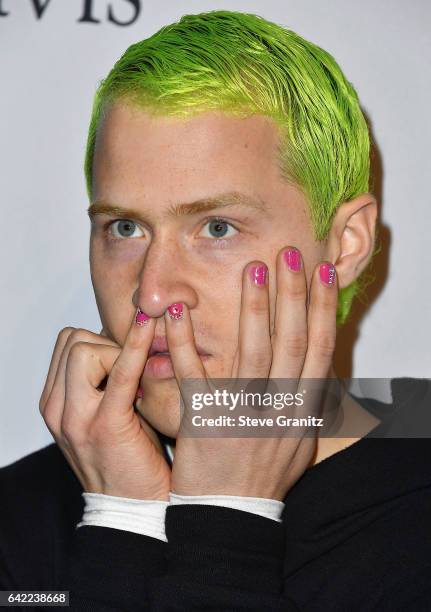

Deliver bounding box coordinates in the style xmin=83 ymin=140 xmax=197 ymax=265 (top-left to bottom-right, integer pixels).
xmin=99 ymin=308 xmax=156 ymax=418
xmin=236 ymin=262 xmax=272 ymax=380
xmin=164 ymin=302 xmax=209 ymax=400
xmin=42 ymin=329 xmax=119 ymax=437
xmin=164 ymin=303 xmax=211 ymax=436
xmin=40 ymin=328 xmax=118 ymax=414
xmin=40 ymin=327 xmax=75 ymax=413
xmin=62 ymin=342 xmax=123 ymax=443
xmin=301 ymin=261 xmax=338 ymax=380
xmin=299 ymin=261 xmax=338 ymax=423
xmin=270 ymin=247 xmax=308 ymax=380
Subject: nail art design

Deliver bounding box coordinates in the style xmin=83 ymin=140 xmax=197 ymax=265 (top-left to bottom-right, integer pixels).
xmin=250 ymin=265 xmax=267 ymax=286
xmin=167 ymin=302 xmax=184 ymax=320
xmin=135 ymin=307 xmax=151 ymax=325
xmin=319 ymin=263 xmax=336 ymax=286
xmin=284 ymin=248 xmax=301 ymax=272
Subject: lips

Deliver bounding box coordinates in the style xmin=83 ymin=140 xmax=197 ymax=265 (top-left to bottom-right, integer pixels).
xmin=148 ymin=336 xmax=210 ymax=357
xmin=140 ymin=336 xmax=211 ymax=382
xmin=149 ymin=337 xmax=169 ymax=357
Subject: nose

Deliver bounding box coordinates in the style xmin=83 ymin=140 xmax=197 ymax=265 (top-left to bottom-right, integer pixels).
xmin=132 ymin=237 xmax=199 ymax=319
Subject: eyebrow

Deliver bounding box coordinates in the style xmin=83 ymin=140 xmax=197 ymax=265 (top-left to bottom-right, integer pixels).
xmin=87 ymin=191 xmax=269 ymax=224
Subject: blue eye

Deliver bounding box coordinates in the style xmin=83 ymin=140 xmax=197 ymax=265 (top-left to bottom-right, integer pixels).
xmin=109 ymin=219 xmax=144 ymax=239
xmin=200 ymin=219 xmax=238 ymax=239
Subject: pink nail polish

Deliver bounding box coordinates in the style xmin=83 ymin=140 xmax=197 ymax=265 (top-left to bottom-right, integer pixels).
xmin=319 ymin=263 xmax=336 ymax=286
xmin=135 ymin=307 xmax=151 ymax=325
xmin=167 ymin=303 xmax=184 ymax=320
xmin=250 ymin=265 xmax=267 ymax=286
xmin=284 ymin=248 xmax=301 ymax=272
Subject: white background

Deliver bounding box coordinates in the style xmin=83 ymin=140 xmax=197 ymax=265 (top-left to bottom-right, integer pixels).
xmin=1 ymin=0 xmax=430 ymax=466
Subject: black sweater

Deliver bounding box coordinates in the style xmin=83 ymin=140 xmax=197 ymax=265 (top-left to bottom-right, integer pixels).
xmin=1 ymin=377 xmax=431 ymax=611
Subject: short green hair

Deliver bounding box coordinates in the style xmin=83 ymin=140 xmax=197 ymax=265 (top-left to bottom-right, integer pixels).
xmin=85 ymin=10 xmax=375 ymax=326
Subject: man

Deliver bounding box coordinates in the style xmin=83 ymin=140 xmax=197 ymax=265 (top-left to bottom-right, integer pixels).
xmin=1 ymin=10 xmax=430 ymax=611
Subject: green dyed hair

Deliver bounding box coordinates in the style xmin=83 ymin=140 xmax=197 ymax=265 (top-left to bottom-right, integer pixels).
xmin=85 ymin=10 xmax=376 ymax=326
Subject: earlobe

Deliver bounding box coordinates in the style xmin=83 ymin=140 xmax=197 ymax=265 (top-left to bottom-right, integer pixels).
xmin=325 ymin=193 xmax=378 ymax=289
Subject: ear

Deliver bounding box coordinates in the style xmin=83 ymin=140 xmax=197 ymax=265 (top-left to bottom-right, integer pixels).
xmin=323 ymin=193 xmax=378 ymax=289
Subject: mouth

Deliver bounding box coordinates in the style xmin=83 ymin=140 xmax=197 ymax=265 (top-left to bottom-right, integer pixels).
xmin=139 ymin=338 xmax=211 ymax=383
xmin=148 ymin=337 xmax=210 ymax=358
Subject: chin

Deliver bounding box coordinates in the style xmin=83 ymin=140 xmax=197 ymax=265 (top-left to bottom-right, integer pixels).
xmin=151 ymin=413 xmax=180 ymax=439
xmin=135 ymin=391 xmax=181 ymax=439
xmin=135 ymin=355 xmax=229 ymax=438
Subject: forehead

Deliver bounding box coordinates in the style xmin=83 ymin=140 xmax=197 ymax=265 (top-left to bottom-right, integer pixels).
xmin=92 ymin=103 xmax=284 ymax=205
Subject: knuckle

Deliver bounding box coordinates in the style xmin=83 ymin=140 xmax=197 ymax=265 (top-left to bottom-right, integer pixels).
xmin=39 ymin=387 xmax=49 ymax=414
xmin=59 ymin=326 xmax=76 ymax=341
xmin=38 ymin=395 xmax=47 ymax=415
xmin=248 ymin=298 xmax=268 ymax=317
xmin=109 ymin=362 xmax=132 ymax=387
xmin=68 ymin=340 xmax=91 ymax=363
xmin=167 ymin=334 xmax=187 ymax=350
xmin=285 ymin=283 xmax=307 ymax=302
xmin=284 ymin=333 xmax=308 ymax=358
xmin=318 ymin=292 xmax=337 ymax=313
xmin=127 ymin=333 xmax=143 ymax=351
xmin=69 ymin=328 xmax=91 ymax=343
xmin=311 ymin=332 xmax=336 ymax=358
xmin=87 ymin=417 xmax=111 ymax=446
xmin=244 ymin=347 xmax=272 ymax=371
xmin=61 ymin=328 xmax=92 ymax=352
xmin=41 ymin=394 xmax=60 ymax=424
xmin=61 ymin=416 xmax=87 ymax=448
xmin=40 ymin=396 xmax=53 ymax=424
xmin=60 ymin=417 xmax=76 ymax=443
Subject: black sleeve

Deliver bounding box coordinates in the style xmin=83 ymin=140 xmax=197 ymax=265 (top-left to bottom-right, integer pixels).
xmin=57 ymin=526 xmax=167 ymax=611
xmin=149 ymin=505 xmax=300 ymax=611
xmin=378 ymin=564 xmax=431 ymax=612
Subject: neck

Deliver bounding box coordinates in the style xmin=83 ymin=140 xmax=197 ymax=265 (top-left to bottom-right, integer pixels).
xmin=309 ymin=364 xmax=380 ymax=467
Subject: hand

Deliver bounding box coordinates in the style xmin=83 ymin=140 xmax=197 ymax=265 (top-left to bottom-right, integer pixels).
xmin=166 ymin=247 xmax=338 ymax=501
xmin=39 ymin=313 xmax=170 ymax=500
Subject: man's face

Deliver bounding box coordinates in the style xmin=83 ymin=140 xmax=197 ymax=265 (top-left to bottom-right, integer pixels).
xmin=90 ymin=103 xmax=324 ymax=437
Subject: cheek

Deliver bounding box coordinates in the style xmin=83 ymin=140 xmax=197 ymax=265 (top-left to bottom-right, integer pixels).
xmin=207 ymin=280 xmax=241 ymax=334
xmin=91 ymin=254 xmax=138 ymax=341
xmin=98 ymin=237 xmax=147 ymax=264
xmin=91 ymin=238 xmax=141 ymax=291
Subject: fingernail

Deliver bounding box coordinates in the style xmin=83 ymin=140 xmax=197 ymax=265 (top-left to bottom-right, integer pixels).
xmin=135 ymin=307 xmax=151 ymax=325
xmin=319 ymin=262 xmax=336 ymax=286
xmin=284 ymin=248 xmax=302 ymax=272
xmin=167 ymin=302 xmax=184 ymax=320
xmin=250 ymin=265 xmax=267 ymax=286
xmin=136 ymin=387 xmax=144 ymax=398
